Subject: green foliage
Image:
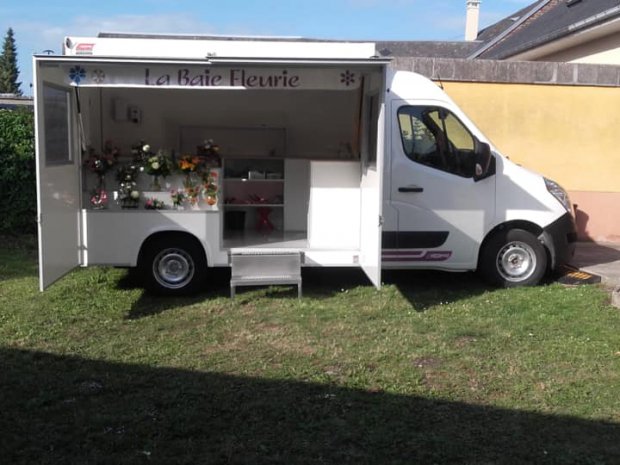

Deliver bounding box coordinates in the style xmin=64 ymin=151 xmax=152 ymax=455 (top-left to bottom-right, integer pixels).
xmin=0 ymin=109 xmax=35 ymax=234
xmin=0 ymin=28 xmax=21 ymax=95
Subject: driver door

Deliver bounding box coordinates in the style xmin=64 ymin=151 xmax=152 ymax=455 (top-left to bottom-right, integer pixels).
xmin=386 ymin=101 xmax=495 ymax=269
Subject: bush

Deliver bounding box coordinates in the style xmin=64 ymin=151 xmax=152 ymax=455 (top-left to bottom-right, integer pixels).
xmin=0 ymin=108 xmax=35 ymax=234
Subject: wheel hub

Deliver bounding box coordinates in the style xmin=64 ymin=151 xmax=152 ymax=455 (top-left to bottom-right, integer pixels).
xmin=497 ymin=242 xmax=536 ymax=282
xmin=153 ymin=249 xmax=195 ymax=289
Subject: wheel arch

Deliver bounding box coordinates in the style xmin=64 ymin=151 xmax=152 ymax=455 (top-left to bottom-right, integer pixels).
xmin=137 ymin=230 xmax=209 ymax=269
xmin=478 ymin=220 xmax=551 ymax=271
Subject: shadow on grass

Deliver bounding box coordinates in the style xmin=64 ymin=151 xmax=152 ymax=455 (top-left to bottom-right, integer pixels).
xmin=384 ymin=269 xmax=494 ymax=312
xmin=123 ymin=267 xmax=374 ymax=319
xmin=1 ymin=348 xmax=618 ymax=464
xmin=122 ymin=267 xmax=497 ymax=319
xmin=122 ymin=267 xmax=232 ymax=320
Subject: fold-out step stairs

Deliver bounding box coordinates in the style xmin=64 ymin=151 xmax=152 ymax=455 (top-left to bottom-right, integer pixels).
xmin=229 ymin=249 xmax=303 ymax=298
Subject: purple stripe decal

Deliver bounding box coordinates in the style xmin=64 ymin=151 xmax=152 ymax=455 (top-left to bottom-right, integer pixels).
xmin=382 ymin=251 xmax=452 ymax=262
xmin=382 ymin=250 xmax=425 ymax=257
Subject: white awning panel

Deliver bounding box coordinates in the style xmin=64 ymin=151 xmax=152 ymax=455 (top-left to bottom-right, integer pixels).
xmin=35 ymin=56 xmax=388 ymax=91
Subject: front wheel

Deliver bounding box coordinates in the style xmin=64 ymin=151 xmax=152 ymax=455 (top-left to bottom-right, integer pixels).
xmin=479 ymin=229 xmax=548 ymax=287
xmin=139 ymin=234 xmax=207 ymax=295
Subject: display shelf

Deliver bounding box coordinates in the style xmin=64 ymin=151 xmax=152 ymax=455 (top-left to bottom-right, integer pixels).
xmin=82 ymin=168 xmax=222 ymax=211
xmin=224 ymin=178 xmax=284 ymax=182
xmin=224 ymin=204 xmax=283 ymax=207
xmin=222 ymin=158 xmax=285 ymax=233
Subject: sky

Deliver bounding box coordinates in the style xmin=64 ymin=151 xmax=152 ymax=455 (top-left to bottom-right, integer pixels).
xmin=1 ymin=0 xmax=533 ymax=95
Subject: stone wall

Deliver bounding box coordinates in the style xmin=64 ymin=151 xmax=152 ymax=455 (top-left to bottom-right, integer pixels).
xmin=392 ymin=57 xmax=620 ymax=87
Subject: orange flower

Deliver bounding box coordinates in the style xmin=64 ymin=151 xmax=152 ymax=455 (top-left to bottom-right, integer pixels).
xmin=178 ymin=155 xmax=199 ymax=172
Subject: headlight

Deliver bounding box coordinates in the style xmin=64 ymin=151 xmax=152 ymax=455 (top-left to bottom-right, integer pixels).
xmin=544 ymin=178 xmax=573 ymax=214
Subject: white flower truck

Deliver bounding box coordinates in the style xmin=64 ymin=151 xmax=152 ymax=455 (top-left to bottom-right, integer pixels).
xmin=34 ymin=34 xmax=577 ymax=295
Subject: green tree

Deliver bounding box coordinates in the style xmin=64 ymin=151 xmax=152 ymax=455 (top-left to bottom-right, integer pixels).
xmin=0 ymin=28 xmax=22 ymax=95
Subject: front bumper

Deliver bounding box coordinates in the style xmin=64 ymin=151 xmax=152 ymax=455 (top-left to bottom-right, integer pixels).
xmin=540 ymin=212 xmax=578 ymax=270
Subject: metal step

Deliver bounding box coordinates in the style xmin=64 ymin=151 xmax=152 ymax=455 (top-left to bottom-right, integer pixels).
xmin=229 ymin=249 xmax=303 ymax=298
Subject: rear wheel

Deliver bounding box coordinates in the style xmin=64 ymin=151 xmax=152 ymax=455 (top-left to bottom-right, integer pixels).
xmin=139 ymin=234 xmax=207 ymax=295
xmin=479 ymin=229 xmax=547 ymax=287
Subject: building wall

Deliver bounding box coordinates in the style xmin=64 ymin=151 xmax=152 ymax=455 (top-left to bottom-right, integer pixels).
xmin=537 ymin=31 xmax=620 ymax=65
xmin=443 ymin=81 xmax=620 ymax=242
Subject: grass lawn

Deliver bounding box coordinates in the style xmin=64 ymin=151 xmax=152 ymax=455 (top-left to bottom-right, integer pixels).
xmin=1 ymin=236 xmax=619 ymax=464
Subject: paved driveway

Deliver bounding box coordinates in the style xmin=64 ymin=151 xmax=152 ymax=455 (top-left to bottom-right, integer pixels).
xmin=572 ymin=242 xmax=620 ymax=288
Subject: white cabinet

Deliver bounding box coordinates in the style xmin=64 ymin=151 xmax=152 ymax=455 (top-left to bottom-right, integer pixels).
xmin=307 ymin=161 xmax=361 ymax=249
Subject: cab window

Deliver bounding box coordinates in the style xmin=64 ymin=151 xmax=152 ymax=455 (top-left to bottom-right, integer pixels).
xmin=397 ymin=106 xmax=476 ymax=177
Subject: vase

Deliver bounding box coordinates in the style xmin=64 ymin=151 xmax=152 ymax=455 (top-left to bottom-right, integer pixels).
xmin=205 ymin=194 xmax=217 ymax=206
xmin=121 ymin=198 xmax=139 ymax=209
xmin=90 ymin=174 xmax=108 ymax=209
xmin=183 ymin=173 xmax=194 ymax=189
xmin=151 ymin=175 xmax=161 ymax=191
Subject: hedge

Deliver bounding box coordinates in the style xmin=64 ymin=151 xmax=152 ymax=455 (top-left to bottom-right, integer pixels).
xmin=0 ymin=108 xmax=36 ymax=234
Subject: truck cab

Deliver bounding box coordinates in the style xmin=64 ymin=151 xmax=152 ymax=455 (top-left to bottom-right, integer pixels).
xmin=382 ymin=70 xmax=576 ymax=286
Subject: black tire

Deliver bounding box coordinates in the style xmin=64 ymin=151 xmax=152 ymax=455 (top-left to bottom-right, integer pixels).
xmin=479 ymin=228 xmax=547 ymax=287
xmin=139 ymin=234 xmax=207 ymax=295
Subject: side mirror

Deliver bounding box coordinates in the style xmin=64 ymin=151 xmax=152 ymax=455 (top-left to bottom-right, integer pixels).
xmin=473 ymin=140 xmax=493 ymax=181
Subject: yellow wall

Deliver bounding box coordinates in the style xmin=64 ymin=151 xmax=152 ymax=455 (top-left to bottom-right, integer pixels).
xmin=443 ymin=82 xmax=620 ymax=194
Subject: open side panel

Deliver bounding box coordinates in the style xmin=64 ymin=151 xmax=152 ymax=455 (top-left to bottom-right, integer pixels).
xmin=35 ymin=59 xmax=82 ymax=290
xmin=359 ymin=76 xmax=385 ymax=288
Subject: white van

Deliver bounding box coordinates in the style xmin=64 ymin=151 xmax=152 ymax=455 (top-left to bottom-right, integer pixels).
xmin=34 ymin=34 xmax=576 ymax=294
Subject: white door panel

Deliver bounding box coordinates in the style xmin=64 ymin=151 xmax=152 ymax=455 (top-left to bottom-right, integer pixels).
xmin=36 ymin=64 xmax=81 ymax=290
xmin=386 ymin=99 xmax=495 ymax=269
xmin=360 ymin=165 xmax=382 ymax=287
xmin=359 ymin=93 xmax=384 ymax=288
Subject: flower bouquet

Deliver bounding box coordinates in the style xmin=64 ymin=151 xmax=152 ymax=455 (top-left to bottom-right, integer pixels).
xmin=144 ymin=149 xmax=172 ymax=191
xmin=170 ymin=189 xmax=187 ymax=209
xmin=116 ymin=164 xmax=141 ymax=208
xmin=178 ymin=154 xmax=202 ymax=189
xmin=89 ymin=189 xmax=109 ymax=210
xmin=84 ymin=145 xmax=118 ymax=175
xmin=144 ymin=197 xmax=166 ymax=210
xmin=197 ymin=139 xmax=221 ymax=168
xmin=202 ymin=169 xmax=219 ymax=206
xmin=185 ymin=184 xmax=201 ymax=208
xmin=131 ymin=141 xmax=153 ymax=165
xmin=84 ymin=141 xmax=120 ymax=209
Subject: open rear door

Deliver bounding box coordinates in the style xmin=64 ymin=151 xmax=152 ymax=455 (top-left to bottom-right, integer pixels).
xmin=359 ymin=75 xmax=386 ymax=288
xmin=34 ymin=58 xmax=82 ymax=290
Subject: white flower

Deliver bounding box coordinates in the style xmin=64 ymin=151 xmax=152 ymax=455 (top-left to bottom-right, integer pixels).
xmin=130 ymin=190 xmax=140 ymax=199
xmin=151 ymin=162 xmax=160 ymax=170
xmin=143 ymin=144 xmax=150 ymax=152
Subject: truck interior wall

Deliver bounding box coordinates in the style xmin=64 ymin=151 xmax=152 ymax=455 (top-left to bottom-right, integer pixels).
xmin=74 ymin=81 xmax=381 ymax=253
xmin=89 ymin=88 xmax=361 ymax=159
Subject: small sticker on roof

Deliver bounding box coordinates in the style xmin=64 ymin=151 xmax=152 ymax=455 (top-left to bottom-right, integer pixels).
xmin=75 ymin=43 xmax=94 ymax=55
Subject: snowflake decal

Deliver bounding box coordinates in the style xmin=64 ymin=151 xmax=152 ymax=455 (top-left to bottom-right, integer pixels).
xmin=340 ymin=70 xmax=356 ymax=86
xmin=92 ymin=69 xmax=106 ymax=84
xmin=69 ymin=66 xmax=86 ymax=84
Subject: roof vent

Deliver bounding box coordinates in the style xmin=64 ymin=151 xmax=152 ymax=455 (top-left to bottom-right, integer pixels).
xmin=567 ymin=0 xmax=582 ymax=7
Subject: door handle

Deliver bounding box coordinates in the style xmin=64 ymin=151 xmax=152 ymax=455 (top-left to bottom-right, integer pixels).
xmin=398 ymin=185 xmax=424 ymax=193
